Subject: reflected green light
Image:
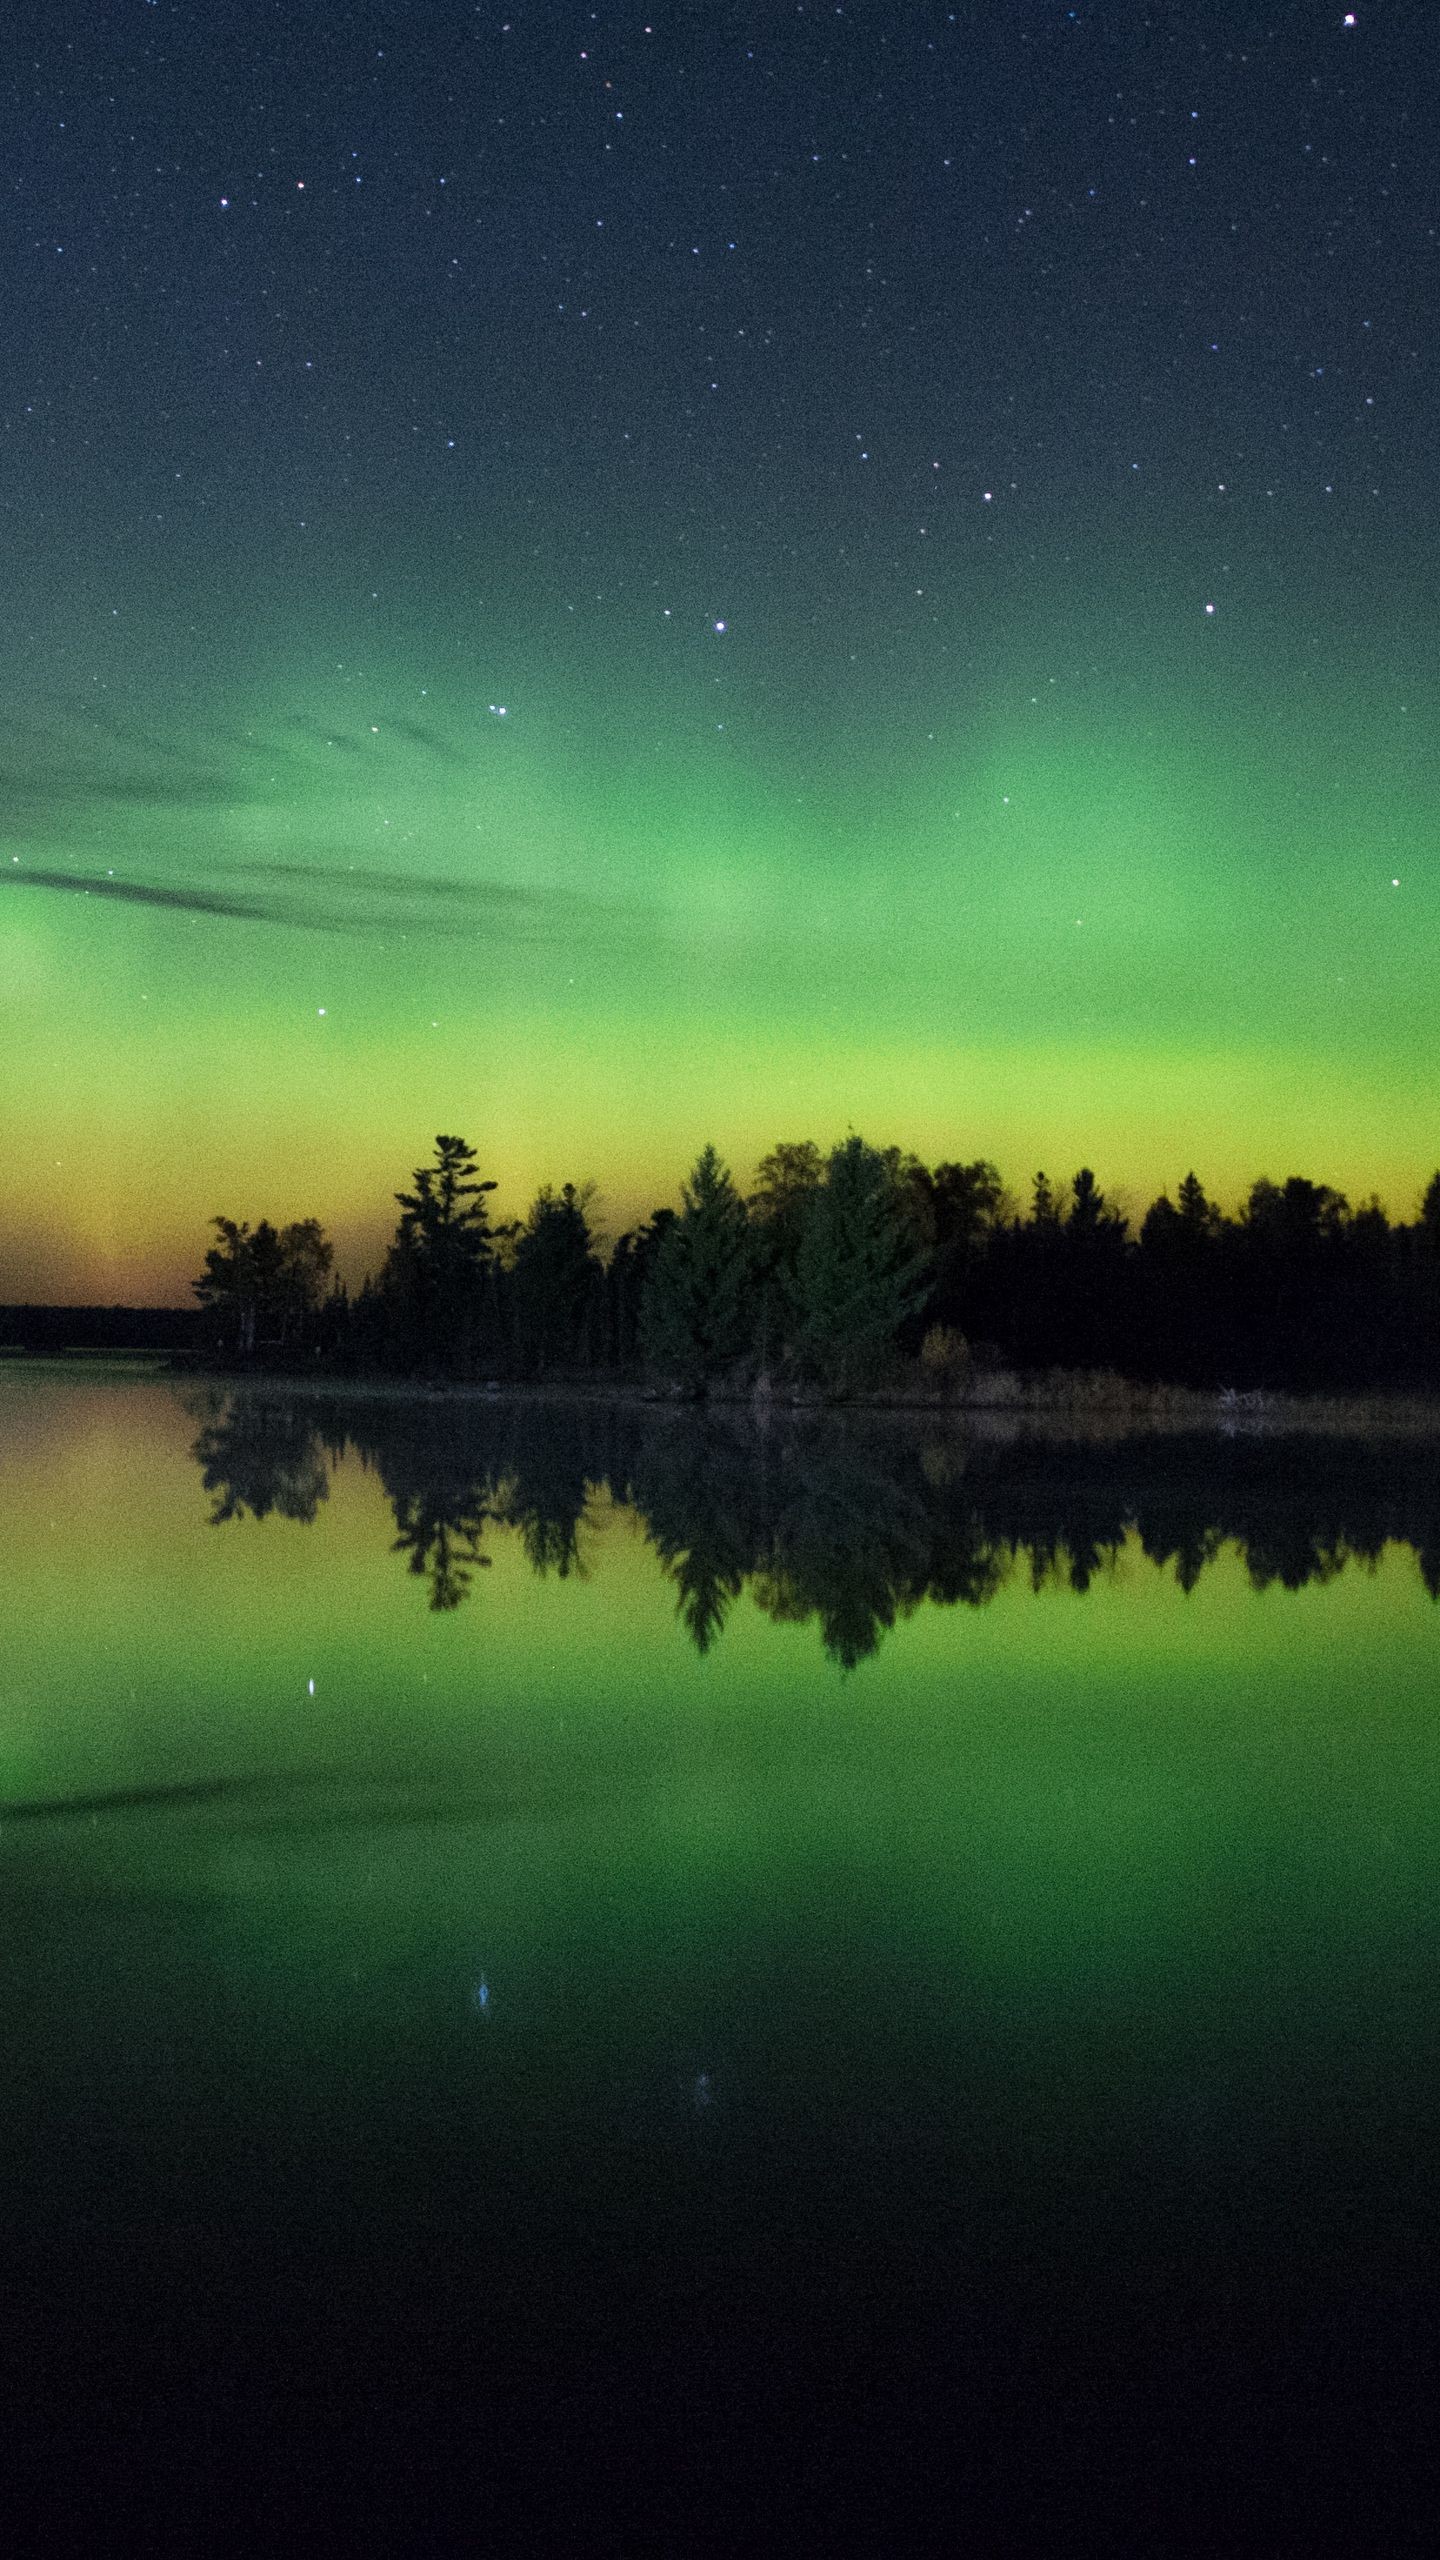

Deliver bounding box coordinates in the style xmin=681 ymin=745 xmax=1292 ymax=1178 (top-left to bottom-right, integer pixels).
xmin=2 ymin=1368 xmax=1436 ymax=2410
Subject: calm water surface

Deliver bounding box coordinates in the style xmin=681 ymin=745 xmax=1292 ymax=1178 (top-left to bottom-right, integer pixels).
xmin=2 ymin=1364 xmax=1436 ymax=2548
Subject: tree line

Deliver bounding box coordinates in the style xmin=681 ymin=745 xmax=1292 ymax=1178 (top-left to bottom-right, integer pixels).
xmin=193 ymin=1133 xmax=1440 ymax=1396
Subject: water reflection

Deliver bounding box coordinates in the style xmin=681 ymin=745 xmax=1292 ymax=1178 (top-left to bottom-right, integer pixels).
xmin=386 ymin=1438 xmax=496 ymax=1611
xmin=192 ymin=1394 xmax=332 ymax=1525
xmin=185 ymin=1388 xmax=1440 ymax=1662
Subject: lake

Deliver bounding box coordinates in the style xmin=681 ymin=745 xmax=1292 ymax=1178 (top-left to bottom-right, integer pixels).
xmin=2 ymin=1362 xmax=1436 ymax=2549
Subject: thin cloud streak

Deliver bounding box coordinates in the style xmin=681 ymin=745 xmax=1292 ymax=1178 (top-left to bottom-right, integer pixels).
xmin=4 ymin=868 xmax=279 ymax=921
xmin=3 ymin=860 xmax=644 ymax=939
xmin=0 ymin=701 xmax=474 ymax=824
xmin=0 ymin=706 xmax=646 ymax=940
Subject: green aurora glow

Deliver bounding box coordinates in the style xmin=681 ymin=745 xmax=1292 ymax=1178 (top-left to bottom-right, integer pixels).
xmin=3 ymin=7 xmax=1437 ymax=1299
xmin=5 ymin=604 xmax=1436 ymax=1300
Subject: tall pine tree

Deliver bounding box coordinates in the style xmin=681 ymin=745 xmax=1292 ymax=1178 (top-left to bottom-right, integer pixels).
xmin=640 ymin=1145 xmax=753 ymax=1391
xmin=791 ymin=1136 xmax=930 ymax=1393
xmin=382 ymin=1134 xmax=498 ymax=1372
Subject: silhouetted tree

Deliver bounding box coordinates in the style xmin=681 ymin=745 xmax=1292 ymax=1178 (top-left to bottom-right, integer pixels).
xmin=976 ymin=1171 xmax=1061 ymax=1367
xmin=511 ymin=1182 xmax=602 ymax=1376
xmin=1233 ymin=1175 xmax=1351 ymax=1386
xmin=748 ymin=1138 xmax=825 ymax=1373
xmin=382 ymin=1134 xmax=498 ymax=1373
xmin=923 ymin=1157 xmax=1005 ymax=1331
xmin=1056 ymin=1168 xmax=1131 ymax=1366
xmin=1030 ymin=1170 xmax=1062 ymax=1232
xmin=193 ymin=1215 xmax=335 ymax=1358
xmin=272 ymin=1219 xmax=334 ymax=1346
xmin=1177 ymin=1169 xmax=1222 ymax=1237
xmin=751 ymin=1140 xmax=825 ymax=1207
xmin=1067 ymin=1167 xmax=1124 ymax=1241
xmin=194 ymin=1218 xmax=261 ymax=1358
xmin=791 ymin=1135 xmax=930 ymax=1392
xmin=1137 ymin=1174 xmax=1227 ymax=1382
xmin=640 ymin=1145 xmax=753 ymax=1391
xmin=606 ymin=1208 xmax=677 ymax=1369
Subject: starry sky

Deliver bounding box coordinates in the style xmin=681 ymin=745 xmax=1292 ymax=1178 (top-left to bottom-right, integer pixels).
xmin=3 ymin=1 xmax=1437 ymax=1301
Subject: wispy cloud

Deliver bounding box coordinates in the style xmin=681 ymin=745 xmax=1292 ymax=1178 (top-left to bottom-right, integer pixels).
xmin=0 ymin=766 xmax=257 ymax=811
xmin=0 ymin=704 xmax=645 ymax=941
xmin=0 ymin=702 xmax=472 ymax=822
xmin=3 ymin=857 xmax=639 ymax=939
xmin=4 ymin=867 xmax=278 ymax=922
xmin=0 ymin=696 xmax=635 ymax=936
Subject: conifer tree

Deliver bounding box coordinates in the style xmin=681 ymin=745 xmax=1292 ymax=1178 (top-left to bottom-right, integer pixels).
xmin=512 ymin=1182 xmax=601 ymax=1375
xmin=383 ymin=1134 xmax=498 ymax=1371
xmin=1176 ymin=1169 xmax=1221 ymax=1235
xmin=791 ymin=1135 xmax=930 ymax=1392
xmin=640 ymin=1144 xmax=752 ymax=1390
xmin=748 ymin=1138 xmax=825 ymax=1371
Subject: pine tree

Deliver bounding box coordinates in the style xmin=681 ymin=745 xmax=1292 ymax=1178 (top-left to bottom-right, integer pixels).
xmin=1176 ymin=1170 xmax=1221 ymax=1236
xmin=383 ymin=1134 xmax=498 ymax=1372
xmin=748 ymin=1138 xmax=825 ymax=1371
xmin=1030 ymin=1170 xmax=1062 ymax=1230
xmin=639 ymin=1145 xmax=753 ymax=1390
xmin=512 ymin=1182 xmax=601 ymax=1376
xmin=791 ymin=1135 xmax=930 ymax=1393
xmin=1067 ymin=1167 xmax=1126 ymax=1240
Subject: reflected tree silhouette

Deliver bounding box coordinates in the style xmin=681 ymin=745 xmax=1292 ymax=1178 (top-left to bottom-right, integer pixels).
xmin=627 ymin=1419 xmax=762 ymax=1653
xmin=491 ymin=1442 xmax=594 ymax=1581
xmin=189 ymin=1393 xmax=332 ymax=1525
xmin=389 ymin=1481 xmax=493 ymax=1611
xmin=1244 ymin=1532 xmax=1349 ymax=1594
xmin=751 ymin=1440 xmax=934 ymax=1667
xmin=185 ymin=1391 xmax=1440 ymax=1660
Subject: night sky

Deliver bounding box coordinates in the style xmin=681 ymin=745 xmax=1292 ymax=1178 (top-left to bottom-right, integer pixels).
xmin=4 ymin=1 xmax=1437 ymax=1300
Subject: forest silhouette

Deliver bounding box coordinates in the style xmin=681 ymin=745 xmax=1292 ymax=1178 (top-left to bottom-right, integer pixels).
xmin=188 ymin=1390 xmax=1440 ymax=1666
xmin=188 ymin=1133 xmax=1440 ymax=1399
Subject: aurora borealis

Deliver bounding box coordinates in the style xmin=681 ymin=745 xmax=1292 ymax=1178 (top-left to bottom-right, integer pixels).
xmin=3 ymin=3 xmax=1437 ymax=1301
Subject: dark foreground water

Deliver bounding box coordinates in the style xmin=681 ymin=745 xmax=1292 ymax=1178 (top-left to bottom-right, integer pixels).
xmin=2 ymin=1364 xmax=1437 ymax=2550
